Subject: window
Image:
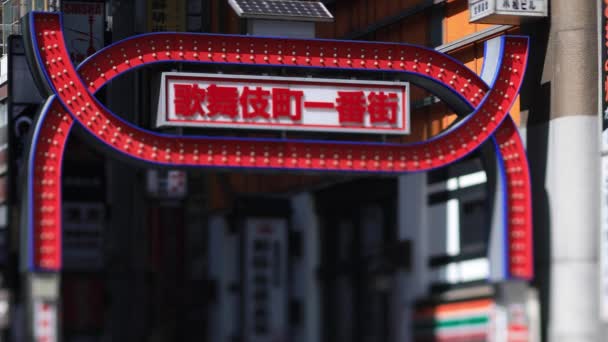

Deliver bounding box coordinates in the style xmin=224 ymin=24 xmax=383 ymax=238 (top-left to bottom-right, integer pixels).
xmin=427 ymin=154 xmax=490 ymax=284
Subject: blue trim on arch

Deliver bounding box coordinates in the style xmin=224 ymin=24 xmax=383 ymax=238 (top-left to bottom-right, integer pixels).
xmin=491 ymin=135 xmax=510 ymax=280
xmin=26 ymin=12 xmax=516 ymax=164
xmin=23 ymin=95 xmax=60 ymax=272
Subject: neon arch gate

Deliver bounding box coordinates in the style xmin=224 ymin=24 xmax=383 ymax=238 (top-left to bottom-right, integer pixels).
xmin=21 ymin=12 xmax=532 ymax=281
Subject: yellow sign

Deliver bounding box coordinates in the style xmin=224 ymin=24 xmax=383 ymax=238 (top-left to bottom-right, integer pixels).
xmin=147 ymin=0 xmax=185 ymax=32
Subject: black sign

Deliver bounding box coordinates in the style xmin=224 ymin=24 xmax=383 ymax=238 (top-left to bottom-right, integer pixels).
xmin=62 ymin=161 xmax=106 ymax=202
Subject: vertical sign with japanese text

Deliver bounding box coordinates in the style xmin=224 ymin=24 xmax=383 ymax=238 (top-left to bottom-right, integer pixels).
xmin=33 ymin=300 xmax=57 ymax=342
xmin=156 ymin=73 xmax=410 ymax=135
xmin=244 ymin=218 xmax=288 ymax=342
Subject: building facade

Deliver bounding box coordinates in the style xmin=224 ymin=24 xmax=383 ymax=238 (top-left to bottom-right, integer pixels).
xmin=0 ymin=0 xmax=601 ymax=341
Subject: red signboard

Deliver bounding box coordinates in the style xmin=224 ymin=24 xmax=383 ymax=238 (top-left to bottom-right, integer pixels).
xmin=156 ymin=73 xmax=410 ymax=135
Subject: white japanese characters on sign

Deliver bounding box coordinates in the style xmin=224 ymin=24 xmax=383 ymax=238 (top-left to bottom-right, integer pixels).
xmin=469 ymin=0 xmax=547 ymax=23
xmin=156 ymin=72 xmax=410 ymax=135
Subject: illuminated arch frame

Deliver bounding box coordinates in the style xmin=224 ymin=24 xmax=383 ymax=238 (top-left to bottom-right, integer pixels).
xmin=21 ymin=12 xmax=532 ymax=280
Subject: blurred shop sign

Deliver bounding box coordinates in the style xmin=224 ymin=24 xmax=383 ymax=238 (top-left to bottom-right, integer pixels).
xmin=146 ymin=170 xmax=188 ymax=199
xmin=147 ymin=0 xmax=186 ymax=32
xmin=61 ymin=1 xmax=105 ymax=64
xmin=33 ymin=300 xmax=57 ymax=342
xmin=62 ymin=203 xmax=105 ymax=271
xmin=469 ymin=0 xmax=547 ymax=24
xmin=63 ymin=162 xmax=106 ymax=271
xmin=507 ymin=303 xmax=530 ymax=342
xmin=244 ymin=218 xmax=288 ymax=342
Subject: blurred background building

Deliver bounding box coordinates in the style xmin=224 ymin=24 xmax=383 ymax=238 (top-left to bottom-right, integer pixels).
xmin=0 ymin=0 xmax=602 ymax=341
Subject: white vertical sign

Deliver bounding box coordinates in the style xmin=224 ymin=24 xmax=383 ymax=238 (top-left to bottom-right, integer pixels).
xmin=167 ymin=170 xmax=187 ymax=197
xmin=244 ymin=218 xmax=288 ymax=342
xmin=145 ymin=170 xmax=188 ymax=199
xmin=33 ymin=300 xmax=57 ymax=342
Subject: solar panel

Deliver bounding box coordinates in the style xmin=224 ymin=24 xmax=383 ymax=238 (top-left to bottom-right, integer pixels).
xmin=228 ymin=0 xmax=334 ymax=22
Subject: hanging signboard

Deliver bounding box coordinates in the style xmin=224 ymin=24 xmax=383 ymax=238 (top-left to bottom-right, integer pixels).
xmin=146 ymin=169 xmax=188 ymax=199
xmin=156 ymin=72 xmax=410 ymax=135
xmin=469 ymin=0 xmax=548 ymax=24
